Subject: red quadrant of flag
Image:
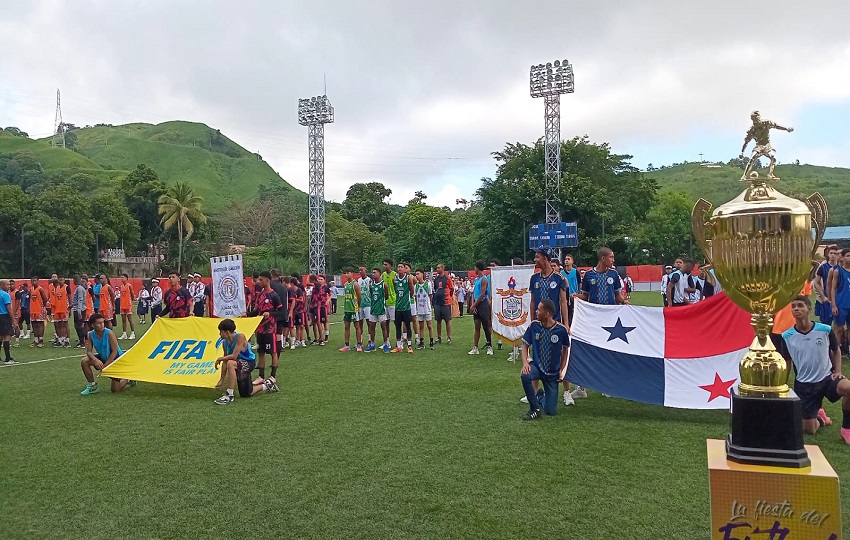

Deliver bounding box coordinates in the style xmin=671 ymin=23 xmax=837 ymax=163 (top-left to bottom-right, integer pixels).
xmin=663 ymin=293 xmax=753 ymax=358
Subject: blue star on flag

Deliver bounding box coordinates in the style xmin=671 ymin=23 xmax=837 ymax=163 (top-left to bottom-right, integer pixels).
xmin=602 ymin=317 xmax=636 ymax=343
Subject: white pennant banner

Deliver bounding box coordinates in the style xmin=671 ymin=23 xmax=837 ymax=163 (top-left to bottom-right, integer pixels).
xmin=210 ymin=254 xmax=246 ymax=317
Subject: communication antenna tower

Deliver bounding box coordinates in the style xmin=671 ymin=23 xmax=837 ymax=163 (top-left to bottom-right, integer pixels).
xmin=52 ymin=89 xmax=65 ymax=148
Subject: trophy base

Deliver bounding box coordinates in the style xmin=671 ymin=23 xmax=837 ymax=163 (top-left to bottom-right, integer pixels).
xmin=726 ymin=388 xmax=810 ymax=469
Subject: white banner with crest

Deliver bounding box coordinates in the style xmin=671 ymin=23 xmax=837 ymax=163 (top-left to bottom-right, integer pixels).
xmin=210 ymin=254 xmax=246 ymax=317
xmin=490 ymin=264 xmax=536 ymax=346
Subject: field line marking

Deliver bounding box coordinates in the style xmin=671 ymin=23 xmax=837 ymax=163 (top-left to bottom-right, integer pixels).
xmin=0 ymin=354 xmax=80 ymax=368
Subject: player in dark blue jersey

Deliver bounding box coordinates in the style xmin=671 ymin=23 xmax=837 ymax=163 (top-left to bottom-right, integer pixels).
xmin=520 ymin=299 xmax=570 ymax=419
xmin=577 ymin=247 xmax=628 ymax=306
xmin=814 ymin=245 xmax=839 ymax=325
xmin=829 ymin=248 xmax=850 ymax=357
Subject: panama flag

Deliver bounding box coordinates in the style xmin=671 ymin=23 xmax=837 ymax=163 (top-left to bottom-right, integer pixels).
xmin=565 ymin=293 xmax=754 ymax=409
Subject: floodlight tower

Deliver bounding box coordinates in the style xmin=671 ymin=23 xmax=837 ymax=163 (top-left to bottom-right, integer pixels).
xmin=529 ymin=60 xmax=574 ymax=229
xmin=298 ymin=95 xmax=334 ymax=275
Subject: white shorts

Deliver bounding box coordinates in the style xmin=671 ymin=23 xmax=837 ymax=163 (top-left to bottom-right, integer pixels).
xmin=369 ymin=312 xmax=387 ymax=323
xmin=416 ymin=312 xmax=432 ymax=322
xmin=360 ymin=306 xmax=371 ymax=321
xmin=386 ymin=306 xmax=396 ymax=321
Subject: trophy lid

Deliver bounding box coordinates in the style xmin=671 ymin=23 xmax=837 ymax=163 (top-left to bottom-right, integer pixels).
xmin=713 ymin=181 xmax=811 ymax=219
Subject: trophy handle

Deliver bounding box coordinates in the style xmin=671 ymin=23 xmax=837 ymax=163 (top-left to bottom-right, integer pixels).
xmin=807 ymin=192 xmax=828 ymax=256
xmin=691 ymin=198 xmax=713 ymax=264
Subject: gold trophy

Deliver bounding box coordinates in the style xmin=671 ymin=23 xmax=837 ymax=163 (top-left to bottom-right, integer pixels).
xmin=692 ymin=112 xmax=827 ymax=468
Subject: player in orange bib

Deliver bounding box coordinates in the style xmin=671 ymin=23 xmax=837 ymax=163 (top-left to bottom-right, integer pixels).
xmin=29 ymin=277 xmax=49 ymax=347
xmin=83 ymin=274 xmax=94 ymax=320
xmin=49 ymin=276 xmax=72 ymax=347
xmin=98 ymin=275 xmax=115 ymax=329
xmin=118 ymin=273 xmax=136 ymax=340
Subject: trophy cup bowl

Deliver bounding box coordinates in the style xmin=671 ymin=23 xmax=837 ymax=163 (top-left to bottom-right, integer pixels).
xmin=692 ymin=179 xmax=827 ymax=468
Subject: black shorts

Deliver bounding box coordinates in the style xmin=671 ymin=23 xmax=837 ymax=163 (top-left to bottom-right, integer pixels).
xmin=395 ymin=309 xmax=413 ymax=324
xmin=236 ymin=359 xmax=256 ymax=398
xmin=0 ymin=314 xmax=13 ymax=337
xmin=274 ymin=317 xmax=286 ymax=334
xmin=193 ymin=302 xmax=205 ymax=317
xmin=256 ymin=333 xmax=277 ymax=354
xmin=20 ymin=308 xmax=30 ymax=325
xmin=293 ymin=312 xmax=304 ymax=327
xmin=309 ymin=307 xmax=327 ymax=324
xmin=473 ymin=300 xmax=491 ymax=322
xmin=434 ymin=304 xmax=452 ymax=322
xmin=795 ymin=377 xmax=842 ymax=419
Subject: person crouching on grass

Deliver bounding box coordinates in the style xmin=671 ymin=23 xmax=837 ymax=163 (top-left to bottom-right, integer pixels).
xmin=214 ymin=318 xmax=278 ymax=405
xmin=520 ymin=299 xmax=570 ymax=420
xmin=778 ymin=295 xmax=850 ymax=443
xmin=79 ymin=313 xmax=135 ymax=395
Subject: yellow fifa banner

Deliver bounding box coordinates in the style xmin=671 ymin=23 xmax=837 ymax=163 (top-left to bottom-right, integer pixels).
xmin=101 ymin=316 xmax=263 ymax=388
xmin=707 ymin=439 xmax=841 ymax=539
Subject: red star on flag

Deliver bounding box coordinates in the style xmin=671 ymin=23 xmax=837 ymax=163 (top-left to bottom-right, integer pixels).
xmin=699 ymin=372 xmax=736 ymax=402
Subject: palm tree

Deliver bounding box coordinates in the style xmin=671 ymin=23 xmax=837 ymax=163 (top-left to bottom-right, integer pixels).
xmin=158 ymin=182 xmax=206 ymax=274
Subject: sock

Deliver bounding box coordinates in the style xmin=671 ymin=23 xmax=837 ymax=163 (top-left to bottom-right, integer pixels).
xmin=271 ymin=366 xmax=277 ymax=378
xmin=259 ymin=367 xmax=265 ymax=379
xmin=344 ymin=342 xmax=349 ymax=347
xmin=324 ymin=330 xmax=329 ymax=339
xmin=3 ymin=341 xmax=10 ymax=360
xmin=396 ymin=340 xmax=402 ymax=349
xmin=817 ymin=416 xmax=825 ymax=427
xmin=226 ymin=388 xmax=234 ymax=396
xmin=843 ymin=410 xmax=850 ymax=429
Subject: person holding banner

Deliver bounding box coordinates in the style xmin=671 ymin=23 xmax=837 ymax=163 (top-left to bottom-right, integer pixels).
xmin=520 ymin=299 xmax=570 ymax=420
xmin=79 ymin=313 xmax=134 ymax=395
xmin=214 ymin=318 xmax=278 ymax=405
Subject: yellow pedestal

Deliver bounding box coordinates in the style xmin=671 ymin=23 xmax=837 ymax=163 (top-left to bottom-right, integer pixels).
xmin=707 ymin=439 xmax=841 ymax=539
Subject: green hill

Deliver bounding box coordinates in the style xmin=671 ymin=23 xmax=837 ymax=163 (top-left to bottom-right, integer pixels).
xmin=646 ymin=163 xmax=850 ymax=225
xmin=0 ymin=121 xmax=298 ymax=212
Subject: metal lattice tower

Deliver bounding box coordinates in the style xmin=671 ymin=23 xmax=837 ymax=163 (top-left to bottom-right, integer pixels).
xmin=298 ymin=95 xmax=334 ymax=275
xmin=52 ymin=89 xmax=65 ymax=148
xmin=530 ymin=60 xmax=574 ymax=226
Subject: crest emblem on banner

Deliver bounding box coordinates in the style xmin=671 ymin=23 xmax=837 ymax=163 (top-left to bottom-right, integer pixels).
xmin=496 ymin=276 xmax=529 ymax=327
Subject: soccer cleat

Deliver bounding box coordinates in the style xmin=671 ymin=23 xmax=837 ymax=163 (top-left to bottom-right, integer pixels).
xmin=318 ymin=340 xmax=326 ymax=346
xmin=129 ymin=333 xmax=135 ymax=340
xmin=290 ymin=343 xmax=297 ymax=350
xmin=407 ymin=346 xmax=414 ymax=354
xmin=80 ymin=383 xmax=99 ymax=395
xmin=29 ymin=341 xmax=37 ymax=347
xmin=563 ymin=391 xmax=575 ymax=406
xmin=571 ymin=387 xmax=588 ymax=399
xmin=523 ymin=409 xmax=542 ymax=421
xmin=842 ymin=428 xmax=850 ymax=445
xmin=4 ymin=358 xmax=18 ymax=365
xmin=382 ymin=344 xmax=391 ymax=353
xmin=447 ymin=338 xmax=452 ymax=345
xmin=520 ymin=395 xmax=529 ymax=404
xmin=214 ymin=394 xmax=234 ymax=405
xmin=436 ymin=338 xmax=442 ymax=344
xmin=486 ymin=346 xmax=494 ymax=356
xmin=76 ymin=344 xmax=86 ymax=349
xmin=339 ymin=345 xmax=350 ymax=352
xmin=468 ymin=346 xmax=479 ymax=355
xmin=252 ymin=376 xmax=265 ymax=386
xmin=818 ymin=408 xmax=833 ymax=426
xmin=416 ymin=341 xmax=425 ymax=350
xmin=356 ymin=344 xmax=363 ymax=353
xmin=265 ymin=378 xmax=280 ymax=392
xmin=300 ymin=341 xmax=308 ymax=348
xmin=429 ymin=341 xmax=435 ymax=350
xmin=390 ymin=347 xmax=403 ymax=353
xmin=364 ymin=343 xmax=376 ymax=353
xmin=119 ymin=333 xmax=128 ymax=340
xmin=128 ymin=380 xmax=138 ymax=387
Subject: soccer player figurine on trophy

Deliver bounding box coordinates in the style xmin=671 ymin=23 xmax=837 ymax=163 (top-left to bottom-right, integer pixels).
xmin=739 ymin=110 xmax=794 ymax=181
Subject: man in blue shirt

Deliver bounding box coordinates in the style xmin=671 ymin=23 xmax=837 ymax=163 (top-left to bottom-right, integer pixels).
xmin=468 ymin=261 xmax=493 ymax=356
xmin=577 ymin=247 xmax=628 ymax=306
xmin=520 ymin=299 xmax=570 ymax=419
xmin=778 ymin=295 xmax=850 ymax=444
xmin=0 ymin=279 xmax=17 ymax=364
xmin=813 ymin=245 xmax=838 ymax=325
xmin=829 ymin=248 xmax=850 ymax=357
xmin=79 ymin=313 xmax=133 ymax=395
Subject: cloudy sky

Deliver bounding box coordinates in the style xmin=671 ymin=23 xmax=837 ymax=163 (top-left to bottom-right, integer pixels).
xmin=2 ymin=0 xmax=849 ymax=206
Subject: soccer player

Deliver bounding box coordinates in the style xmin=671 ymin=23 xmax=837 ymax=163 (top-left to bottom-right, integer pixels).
xmin=79 ymin=313 xmax=134 ymax=395
xmin=213 ymin=318 xmax=277 ymax=405
xmin=562 ymin=254 xmax=579 ymax=323
xmin=382 ymin=258 xmax=397 ymax=330
xmin=666 ymin=258 xmax=696 ymax=307
xmin=392 ymin=262 xmax=415 ymax=354
xmin=98 ymin=275 xmax=116 ymax=329
xmin=330 ymin=281 xmax=338 ymax=314
xmin=829 ymin=248 xmax=850 ymax=357
xmin=578 ymin=247 xmax=629 ymax=307
xmin=72 ymin=275 xmax=88 ymax=348
xmin=520 ymin=299 xmax=570 ymax=419
xmin=468 ymin=261 xmax=494 ymax=356
xmin=29 ymin=277 xmax=49 ymax=348
xmin=150 ymin=278 xmax=163 ymax=323
xmin=660 ymin=265 xmax=673 ymax=307
xmin=368 ymin=268 xmax=390 ymax=353
xmin=49 ymin=275 xmax=72 ymax=347
xmin=162 ymin=272 xmax=193 ymax=318
xmin=0 ymin=279 xmax=17 ymax=364
xmin=777 ymin=296 xmax=850 ymax=443
xmin=117 ymin=273 xmax=136 ymax=339
xmin=432 ymin=263 xmax=453 ymax=344
xmin=339 ymin=268 xmax=363 ymax=352
xmin=247 ymin=271 xmax=285 ymax=386
xmin=269 ymin=269 xmax=290 ymax=350
xmin=414 ymin=269 xmax=434 ymax=350
xmin=814 ymin=245 xmax=839 ymax=326
xmin=357 ymin=267 xmax=374 ymax=352
xmin=15 ymin=281 xmax=31 ymax=340
xmin=309 ymin=274 xmax=329 ymax=346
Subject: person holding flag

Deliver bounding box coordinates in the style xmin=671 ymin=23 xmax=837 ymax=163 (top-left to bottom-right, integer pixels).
xmin=520 ymin=299 xmax=570 ymax=420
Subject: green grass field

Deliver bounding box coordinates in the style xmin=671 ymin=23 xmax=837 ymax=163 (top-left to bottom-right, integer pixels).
xmin=2 ymin=292 xmax=848 ymax=539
